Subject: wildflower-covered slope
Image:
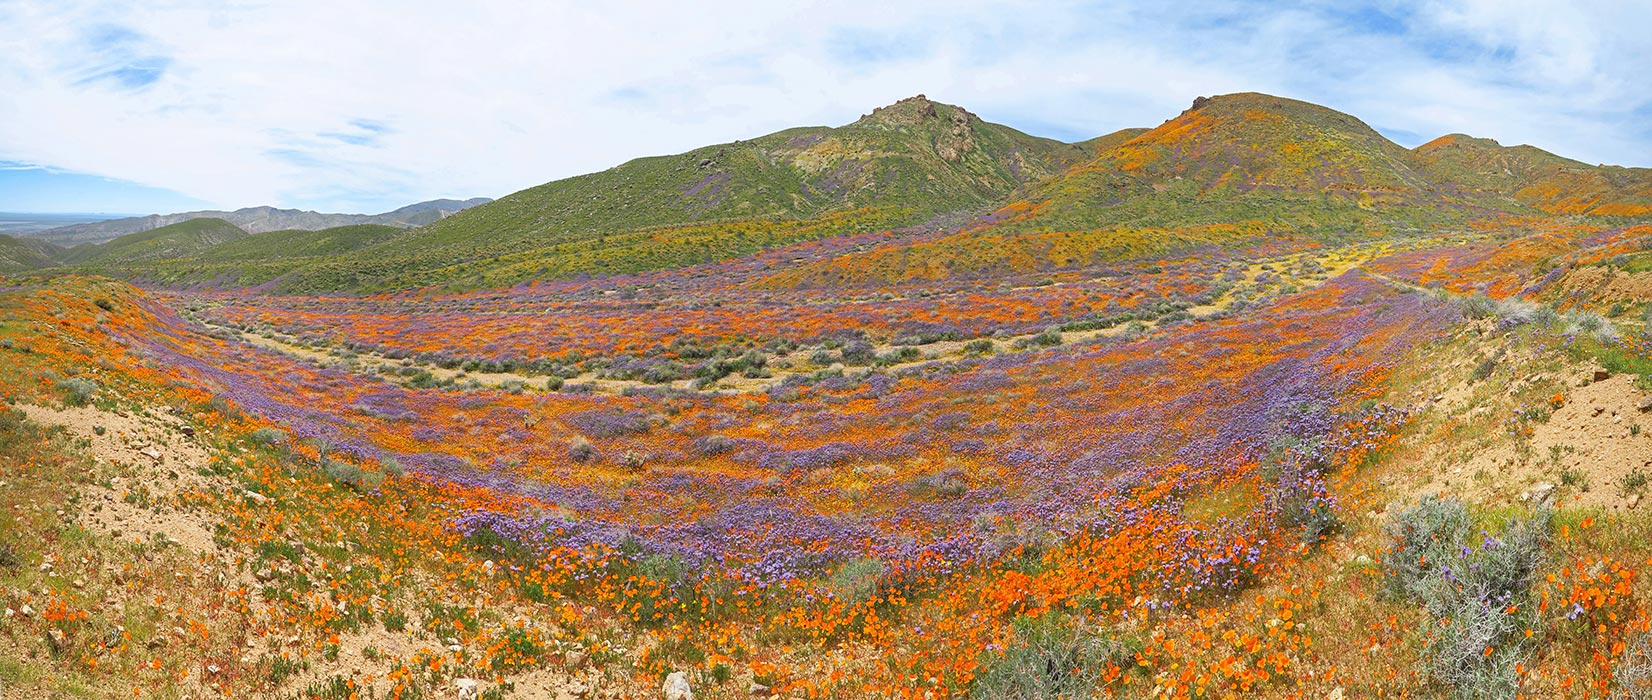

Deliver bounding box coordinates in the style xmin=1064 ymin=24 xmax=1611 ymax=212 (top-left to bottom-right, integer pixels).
xmin=7 ymin=92 xmax=1652 ymax=700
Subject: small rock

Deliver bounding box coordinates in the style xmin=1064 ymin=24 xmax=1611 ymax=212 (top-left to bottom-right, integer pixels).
xmin=455 ymin=678 xmax=479 ymax=700
xmin=662 ymin=671 xmax=693 ymax=700
xmin=20 ymin=604 xmax=33 ymax=617
xmin=1596 ymin=369 xmax=1612 ymax=382
xmin=242 ymin=490 xmax=269 ymax=505
xmin=47 ymin=628 xmax=67 ymax=651
xmin=564 ymin=649 xmax=589 ymax=669
xmin=255 ymin=569 xmax=275 ymax=582
xmin=749 ymin=683 xmax=772 ymax=697
xmin=1327 ymin=688 xmax=1345 ymax=700
xmin=180 ymin=425 xmax=196 ymax=438
xmin=139 ymin=446 xmax=162 ymax=461
xmin=481 ymin=559 xmax=496 ymax=577
xmin=567 ymin=681 xmax=591 ymax=697
xmin=1524 ymin=482 xmax=1556 ymax=504
xmin=1638 ymin=396 xmax=1652 ymax=412
xmin=1354 ymin=554 xmax=1372 ymax=565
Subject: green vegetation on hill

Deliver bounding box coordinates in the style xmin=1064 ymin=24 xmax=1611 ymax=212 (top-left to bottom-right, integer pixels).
xmin=258 ymin=95 xmax=1090 ymax=291
xmin=0 ymin=234 xmax=63 ymax=273
xmin=63 ymin=217 xmax=247 ymax=267
xmin=765 ymin=93 xmax=1602 ymax=287
xmin=26 ymin=92 xmax=1652 ymax=293
xmin=1413 ymin=133 xmax=1652 ymax=217
xmin=186 ymin=223 xmax=404 ymax=261
xmin=115 ymin=224 xmax=410 ymax=288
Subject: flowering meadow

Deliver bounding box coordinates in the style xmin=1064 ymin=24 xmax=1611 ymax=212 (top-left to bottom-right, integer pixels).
xmin=5 ymin=215 xmax=1652 ymax=699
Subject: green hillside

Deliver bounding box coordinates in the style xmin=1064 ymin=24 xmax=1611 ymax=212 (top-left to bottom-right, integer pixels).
xmin=763 ymin=94 xmax=1555 ymax=287
xmin=0 ymin=234 xmax=62 ymax=273
xmin=120 ymin=224 xmax=407 ymax=287
xmin=1413 ymin=134 xmax=1652 ymax=217
xmin=48 ymin=93 xmax=1652 ymax=293
xmin=264 ymin=95 xmax=1091 ymax=291
xmin=64 ymin=218 xmax=248 ymax=267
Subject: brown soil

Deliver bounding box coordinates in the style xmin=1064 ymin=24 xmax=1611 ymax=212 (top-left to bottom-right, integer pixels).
xmin=1559 ymin=266 xmax=1652 ymax=303
xmin=16 ymin=403 xmax=223 ymax=553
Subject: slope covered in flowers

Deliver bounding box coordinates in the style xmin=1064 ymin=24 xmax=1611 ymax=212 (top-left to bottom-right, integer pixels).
xmin=9 ymin=210 xmax=1652 ymax=698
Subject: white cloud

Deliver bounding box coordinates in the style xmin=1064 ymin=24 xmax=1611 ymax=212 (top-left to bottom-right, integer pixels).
xmin=0 ymin=0 xmax=1648 ymax=213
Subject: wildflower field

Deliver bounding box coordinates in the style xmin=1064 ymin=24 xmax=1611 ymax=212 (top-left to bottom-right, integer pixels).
xmin=5 ymin=207 xmax=1652 ymax=700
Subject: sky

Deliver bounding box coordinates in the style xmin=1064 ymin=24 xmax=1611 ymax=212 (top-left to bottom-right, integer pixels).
xmin=1 ymin=1 xmax=1649 ymax=215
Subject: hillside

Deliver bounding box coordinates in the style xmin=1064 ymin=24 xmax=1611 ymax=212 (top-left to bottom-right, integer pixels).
xmin=24 ymin=197 xmax=491 ymax=246
xmin=1413 ymin=133 xmax=1652 ymax=216
xmin=62 ymin=217 xmax=248 ymax=266
xmin=261 ymin=95 xmax=1091 ymax=291
xmin=127 ymin=224 xmax=409 ymax=287
xmin=12 ymin=88 xmax=1652 ymax=700
xmin=0 ymin=233 xmax=62 ymax=272
xmin=764 ymin=93 xmax=1552 ymax=287
xmin=26 ymin=93 xmax=1652 ymax=294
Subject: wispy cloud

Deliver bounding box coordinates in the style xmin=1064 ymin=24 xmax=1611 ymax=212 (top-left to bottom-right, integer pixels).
xmin=0 ymin=0 xmax=1647 ymax=214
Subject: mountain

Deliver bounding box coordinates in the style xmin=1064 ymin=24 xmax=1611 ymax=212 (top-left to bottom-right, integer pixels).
xmin=763 ymin=93 xmax=1544 ymax=287
xmin=262 ymin=95 xmax=1093 ymax=291
xmin=1412 ymin=134 xmax=1652 ymax=217
xmin=0 ymin=233 xmax=63 ymax=273
xmin=23 ymin=198 xmax=492 ymax=246
xmin=63 ymin=218 xmax=248 ymax=267
xmin=30 ymin=92 xmax=1652 ymax=293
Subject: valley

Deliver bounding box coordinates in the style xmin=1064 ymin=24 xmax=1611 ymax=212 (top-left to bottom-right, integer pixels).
xmin=3 ymin=92 xmax=1652 ymax=700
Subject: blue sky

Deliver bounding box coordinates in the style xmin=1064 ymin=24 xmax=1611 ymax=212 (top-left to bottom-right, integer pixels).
xmin=1 ymin=0 xmax=1648 ymax=215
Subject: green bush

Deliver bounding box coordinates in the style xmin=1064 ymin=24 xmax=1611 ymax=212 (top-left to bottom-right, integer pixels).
xmin=249 ymin=428 xmax=289 ymax=447
xmin=970 ymin=614 xmax=1138 ymax=699
xmin=829 ymin=557 xmax=885 ymax=605
xmin=324 ymin=460 xmax=382 ymax=491
xmin=57 ymin=377 xmax=97 ymax=406
xmin=1382 ymin=495 xmax=1552 ymax=699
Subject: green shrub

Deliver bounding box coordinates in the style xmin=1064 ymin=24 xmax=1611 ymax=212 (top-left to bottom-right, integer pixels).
xmin=1460 ymin=294 xmax=1497 ymax=319
xmin=324 ymin=460 xmax=382 ymax=491
xmin=57 ymin=377 xmax=97 ymax=406
xmin=963 ymin=339 xmax=995 ymax=356
xmin=1382 ymin=496 xmax=1552 ymax=699
xmin=249 ymin=428 xmax=289 ymax=447
xmin=970 ymin=614 xmax=1138 ymax=699
xmin=829 ymin=557 xmax=885 ymax=605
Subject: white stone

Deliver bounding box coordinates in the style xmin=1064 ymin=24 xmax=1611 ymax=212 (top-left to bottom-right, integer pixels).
xmin=455 ymin=678 xmax=479 ymax=700
xmin=662 ymin=671 xmax=693 ymax=700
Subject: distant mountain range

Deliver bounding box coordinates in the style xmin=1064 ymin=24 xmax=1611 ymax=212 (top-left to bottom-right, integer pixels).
xmin=22 ymin=198 xmax=492 ymax=246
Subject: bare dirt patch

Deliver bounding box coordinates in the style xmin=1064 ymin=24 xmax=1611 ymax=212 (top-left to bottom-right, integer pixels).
xmin=15 ymin=403 xmax=224 ymax=552
xmin=1559 ymin=266 xmax=1652 ymax=304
